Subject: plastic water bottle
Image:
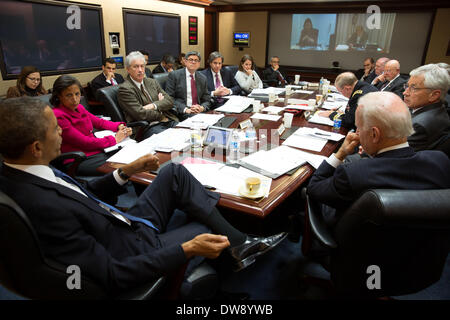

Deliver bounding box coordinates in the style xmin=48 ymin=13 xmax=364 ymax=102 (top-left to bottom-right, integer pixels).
xmin=319 ymin=77 xmax=324 ymax=92
xmin=190 ymin=122 xmax=202 ymax=150
xmin=228 ymin=130 xmax=240 ymax=164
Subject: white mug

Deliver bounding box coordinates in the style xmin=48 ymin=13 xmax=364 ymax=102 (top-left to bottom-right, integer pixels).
xmin=283 ymin=112 xmax=294 ymax=129
xmin=294 ymin=74 xmax=300 ymax=84
xmin=252 ymin=100 xmax=261 ymax=112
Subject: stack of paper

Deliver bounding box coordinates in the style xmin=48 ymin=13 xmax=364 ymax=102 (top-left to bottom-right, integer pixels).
xmin=94 ymin=130 xmax=137 ymax=153
xmin=321 ymin=100 xmax=347 ymax=110
xmin=215 ymin=96 xmax=254 ymax=113
xmin=250 ymin=87 xmax=286 ymax=95
xmin=295 ymin=127 xmax=345 ymax=142
xmin=176 ymin=113 xmax=225 ymax=129
xmin=250 ymin=113 xmax=281 ymax=121
xmin=308 ymin=114 xmax=335 ymax=126
xmin=238 ymin=145 xmax=307 ymax=179
xmin=140 ymin=128 xmax=191 ymax=152
xmin=261 ymin=106 xmax=284 ymax=114
xmin=282 ymin=130 xmax=328 ymax=152
xmin=106 ymin=143 xmax=155 ymax=164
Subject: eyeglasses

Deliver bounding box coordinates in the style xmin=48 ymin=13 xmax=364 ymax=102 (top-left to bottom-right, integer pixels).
xmin=403 ymin=83 xmax=431 ymax=92
xmin=27 ymin=77 xmax=41 ymax=82
xmin=186 ymin=58 xmax=200 ymax=63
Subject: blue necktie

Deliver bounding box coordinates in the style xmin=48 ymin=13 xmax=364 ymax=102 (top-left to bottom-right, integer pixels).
xmin=52 ymin=168 xmax=159 ymax=232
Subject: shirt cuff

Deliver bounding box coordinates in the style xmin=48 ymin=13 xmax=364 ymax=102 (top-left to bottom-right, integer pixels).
xmin=113 ymin=169 xmax=128 ymax=186
xmin=326 ymin=154 xmax=343 ymax=168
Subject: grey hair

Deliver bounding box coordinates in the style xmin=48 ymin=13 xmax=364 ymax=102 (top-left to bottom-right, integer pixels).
xmin=357 ymin=91 xmax=414 ymax=139
xmin=186 ymin=51 xmax=201 ymax=61
xmin=410 ymin=64 xmax=450 ymax=101
xmin=334 ymin=72 xmax=357 ymax=89
xmin=208 ymin=51 xmax=224 ymax=64
xmin=436 ymin=62 xmax=450 ymax=76
xmin=125 ymin=51 xmax=146 ymax=68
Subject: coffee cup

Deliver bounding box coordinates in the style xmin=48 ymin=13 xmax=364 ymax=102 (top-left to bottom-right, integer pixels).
xmin=316 ymin=94 xmax=323 ymax=105
xmin=294 ymin=74 xmax=300 ymax=85
xmin=285 ymin=85 xmax=292 ymax=95
xmin=283 ymin=112 xmax=294 ymax=129
xmin=252 ymin=100 xmax=261 ymax=112
xmin=245 ymin=177 xmax=261 ymax=195
xmin=268 ymin=93 xmax=276 ymax=103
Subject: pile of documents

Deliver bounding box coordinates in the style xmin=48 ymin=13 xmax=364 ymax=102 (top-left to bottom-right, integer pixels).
xmin=176 ymin=113 xmax=225 ymax=129
xmin=282 ymin=126 xmax=345 ymax=152
xmin=215 ymin=96 xmax=254 ymax=113
xmin=94 ymin=130 xmax=137 ymax=153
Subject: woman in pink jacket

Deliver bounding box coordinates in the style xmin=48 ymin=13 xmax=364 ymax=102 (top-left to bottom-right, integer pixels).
xmin=51 ymin=75 xmax=132 ymax=175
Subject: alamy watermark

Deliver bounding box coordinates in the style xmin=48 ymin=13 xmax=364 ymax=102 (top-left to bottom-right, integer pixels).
xmin=366 ymin=5 xmax=381 ymax=30
xmin=66 ymin=5 xmax=81 ymax=30
xmin=66 ymin=265 xmax=81 ymax=290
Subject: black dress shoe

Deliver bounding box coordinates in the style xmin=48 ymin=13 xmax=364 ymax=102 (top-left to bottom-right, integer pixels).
xmin=229 ymin=232 xmax=287 ymax=271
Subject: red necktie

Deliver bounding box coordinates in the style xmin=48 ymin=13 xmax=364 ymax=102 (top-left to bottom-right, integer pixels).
xmin=215 ymin=73 xmax=221 ymax=89
xmin=190 ymin=74 xmax=198 ymax=105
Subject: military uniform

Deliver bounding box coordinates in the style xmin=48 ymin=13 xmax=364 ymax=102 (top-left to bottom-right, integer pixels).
xmin=329 ymin=80 xmax=378 ymax=130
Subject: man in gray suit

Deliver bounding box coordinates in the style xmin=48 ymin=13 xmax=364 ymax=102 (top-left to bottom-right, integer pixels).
xmin=118 ymin=51 xmax=178 ymax=139
xmin=377 ymin=60 xmax=407 ymax=99
xmin=165 ymin=51 xmax=211 ymax=120
xmin=404 ymin=64 xmax=450 ymax=151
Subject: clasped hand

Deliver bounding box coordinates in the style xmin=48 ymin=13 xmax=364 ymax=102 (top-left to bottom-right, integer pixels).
xmin=335 ymin=131 xmax=360 ymax=161
xmin=115 ymin=124 xmax=132 ymax=143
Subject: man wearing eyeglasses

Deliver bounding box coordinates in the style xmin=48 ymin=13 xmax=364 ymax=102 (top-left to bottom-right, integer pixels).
xmin=376 ymin=60 xmax=408 ymax=99
xmin=404 ymin=64 xmax=450 ymax=151
xmin=360 ymin=57 xmax=376 ymax=84
xmin=262 ymin=56 xmax=288 ymax=87
xmin=165 ymin=51 xmax=211 ymax=119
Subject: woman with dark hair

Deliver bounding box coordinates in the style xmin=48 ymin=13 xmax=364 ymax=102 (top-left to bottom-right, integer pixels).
xmin=51 ymin=75 xmax=132 ymax=175
xmin=234 ymin=54 xmax=263 ymax=95
xmin=6 ymin=66 xmax=47 ymax=98
xmin=297 ymin=18 xmax=319 ymax=47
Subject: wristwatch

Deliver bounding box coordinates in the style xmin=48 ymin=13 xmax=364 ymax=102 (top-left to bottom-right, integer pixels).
xmin=118 ymin=168 xmax=130 ymax=180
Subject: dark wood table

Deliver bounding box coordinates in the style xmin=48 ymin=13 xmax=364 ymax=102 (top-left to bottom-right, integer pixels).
xmin=98 ymin=91 xmax=346 ymax=219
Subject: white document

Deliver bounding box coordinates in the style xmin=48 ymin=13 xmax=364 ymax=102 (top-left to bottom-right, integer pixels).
xmin=308 ymin=114 xmax=335 ymax=126
xmin=287 ymin=98 xmax=309 ymax=105
xmin=251 ymin=87 xmax=285 ymax=95
xmin=250 ymin=113 xmax=281 ymax=122
xmin=215 ymin=96 xmax=254 ymax=113
xmin=140 ymin=128 xmax=191 ymax=153
xmin=321 ymin=101 xmax=346 ymax=110
xmin=293 ymin=89 xmax=314 ymax=94
xmin=239 ymin=145 xmax=307 ymax=179
xmin=294 ymin=150 xmax=327 ymax=169
xmin=295 ymin=127 xmax=345 ymax=142
xmin=282 ymin=133 xmax=327 ymax=152
xmin=284 ymin=104 xmax=314 ymax=111
xmin=261 ymin=106 xmax=284 ymax=114
xmin=94 ymin=130 xmax=137 ymax=153
xmin=106 ymin=143 xmax=155 ymax=164
xmin=176 ymin=113 xmax=225 ymax=129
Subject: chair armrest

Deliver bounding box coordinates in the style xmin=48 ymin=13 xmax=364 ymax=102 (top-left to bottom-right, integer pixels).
xmin=115 ymin=277 xmax=166 ymax=300
xmin=50 ymin=151 xmax=87 ymax=177
xmin=127 ymin=121 xmax=149 ymax=128
xmin=303 ymin=188 xmax=338 ymax=249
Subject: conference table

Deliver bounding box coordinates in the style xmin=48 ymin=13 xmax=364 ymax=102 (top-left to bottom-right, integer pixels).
xmin=98 ymin=89 xmax=347 ymax=219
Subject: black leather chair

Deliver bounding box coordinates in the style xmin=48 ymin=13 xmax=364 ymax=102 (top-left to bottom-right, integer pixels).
xmin=434 ymin=133 xmax=450 ymax=158
xmin=153 ymin=73 xmax=169 ymax=91
xmin=301 ymin=188 xmax=450 ymax=298
xmin=96 ymin=86 xmax=148 ymax=141
xmin=223 ymin=65 xmax=238 ymax=77
xmin=0 ymin=190 xmax=218 ymax=300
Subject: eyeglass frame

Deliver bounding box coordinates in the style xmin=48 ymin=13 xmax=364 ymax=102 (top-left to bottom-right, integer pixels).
xmin=403 ymin=83 xmax=431 ymax=93
xmin=186 ymin=58 xmax=200 ymax=63
xmin=26 ymin=77 xmax=41 ymax=82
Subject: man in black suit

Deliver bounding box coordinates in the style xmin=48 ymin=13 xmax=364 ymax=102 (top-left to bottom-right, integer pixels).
xmin=377 ymin=60 xmax=407 ymax=99
xmin=165 ymin=51 xmax=211 ymax=118
xmin=404 ymin=64 xmax=450 ymax=151
xmin=152 ymin=54 xmax=176 ymax=74
xmin=318 ymin=72 xmax=378 ymax=130
xmin=262 ymin=56 xmax=288 ymax=87
xmin=360 ymin=57 xmax=376 ymax=84
xmin=308 ymin=91 xmax=450 ymax=226
xmin=0 ymin=97 xmax=286 ymax=296
xmin=370 ymin=57 xmax=390 ymax=87
xmin=201 ymin=51 xmax=241 ymax=108
xmin=91 ymin=58 xmax=125 ymax=98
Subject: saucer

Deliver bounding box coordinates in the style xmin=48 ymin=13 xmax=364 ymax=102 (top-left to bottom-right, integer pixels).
xmin=238 ymin=185 xmax=265 ymax=199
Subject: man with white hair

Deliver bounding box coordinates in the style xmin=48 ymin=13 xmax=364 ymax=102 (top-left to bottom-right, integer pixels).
xmin=118 ymin=51 xmax=178 ymax=139
xmin=308 ymin=91 xmax=450 ymax=225
xmin=404 ymin=64 xmax=450 ymax=151
xmin=370 ymin=57 xmax=390 ymax=86
xmin=376 ymin=59 xmax=407 ymax=98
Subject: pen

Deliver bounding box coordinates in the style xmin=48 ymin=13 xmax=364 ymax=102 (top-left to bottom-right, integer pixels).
xmin=203 ymin=185 xmax=216 ymax=190
xmin=314 ymin=132 xmax=331 ymax=137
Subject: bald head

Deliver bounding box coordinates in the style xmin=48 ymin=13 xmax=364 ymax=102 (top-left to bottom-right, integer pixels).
xmin=375 ymin=57 xmax=390 ymax=76
xmin=356 ymin=91 xmax=413 ymax=155
xmin=384 ymin=60 xmax=400 ymax=81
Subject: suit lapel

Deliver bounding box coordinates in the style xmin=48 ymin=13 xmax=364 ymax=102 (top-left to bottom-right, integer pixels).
xmin=375 ymin=147 xmax=415 ymax=159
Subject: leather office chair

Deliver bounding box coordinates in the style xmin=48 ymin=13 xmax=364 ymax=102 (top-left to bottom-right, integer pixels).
xmin=0 ymin=190 xmax=219 ymax=300
xmin=153 ymin=73 xmax=169 ymax=91
xmin=223 ymin=65 xmax=238 ymax=77
xmin=434 ymin=133 xmax=450 ymax=158
xmin=301 ymin=188 xmax=450 ymax=298
xmin=96 ymin=86 xmax=148 ymax=141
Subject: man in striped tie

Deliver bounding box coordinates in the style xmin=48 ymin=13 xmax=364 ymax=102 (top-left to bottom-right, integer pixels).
xmin=0 ymin=97 xmax=287 ymax=296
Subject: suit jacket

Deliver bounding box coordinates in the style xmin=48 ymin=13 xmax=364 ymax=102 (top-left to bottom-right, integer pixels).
xmin=152 ymin=64 xmax=166 ymax=74
xmin=145 ymin=67 xmax=154 ymax=79
xmin=117 ymin=75 xmax=178 ymax=124
xmin=91 ymin=72 xmax=125 ymax=96
xmin=362 ymin=70 xmax=376 ymax=84
xmin=378 ymin=75 xmax=407 ymax=99
xmin=298 ymin=28 xmax=319 ymax=47
xmin=165 ymin=68 xmax=211 ymax=114
xmin=0 ymin=164 xmax=186 ymax=294
xmin=307 ymin=147 xmax=450 ymax=214
xmin=201 ymin=67 xmax=241 ymax=107
xmin=262 ymin=67 xmax=287 ymax=87
xmin=408 ymin=101 xmax=450 ymax=151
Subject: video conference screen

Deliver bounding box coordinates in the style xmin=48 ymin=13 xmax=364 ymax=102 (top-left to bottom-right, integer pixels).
xmin=0 ymin=0 xmax=104 ymax=79
xmin=123 ymin=10 xmax=180 ymax=64
xmin=268 ymin=12 xmax=433 ymax=72
xmin=290 ymin=13 xmax=396 ymax=53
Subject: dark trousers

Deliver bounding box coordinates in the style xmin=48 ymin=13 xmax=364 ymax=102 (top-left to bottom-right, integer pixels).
xmin=142 ymin=120 xmax=178 ymax=140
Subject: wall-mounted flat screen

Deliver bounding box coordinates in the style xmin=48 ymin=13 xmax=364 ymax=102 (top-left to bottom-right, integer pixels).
xmin=0 ymin=0 xmax=105 ymax=79
xmin=233 ymin=32 xmax=250 ymax=47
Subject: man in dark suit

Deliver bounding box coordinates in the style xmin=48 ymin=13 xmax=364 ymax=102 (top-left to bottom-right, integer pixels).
xmin=152 ymin=54 xmax=176 ymax=74
xmin=370 ymin=57 xmax=390 ymax=87
xmin=308 ymin=91 xmax=450 ymax=226
xmin=377 ymin=60 xmax=407 ymax=99
xmin=0 ymin=97 xmax=287 ymax=296
xmin=91 ymin=58 xmax=125 ymax=98
xmin=318 ymin=72 xmax=378 ymax=130
xmin=404 ymin=64 xmax=450 ymax=151
xmin=360 ymin=57 xmax=376 ymax=84
xmin=262 ymin=56 xmax=288 ymax=87
xmin=118 ymin=51 xmax=178 ymax=139
xmin=201 ymin=51 xmax=241 ymax=108
xmin=165 ymin=51 xmax=211 ymax=119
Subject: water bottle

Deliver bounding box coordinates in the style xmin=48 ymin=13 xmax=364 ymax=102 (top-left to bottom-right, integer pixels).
xmin=333 ymin=118 xmax=342 ymax=132
xmin=228 ymin=130 xmax=240 ymax=164
xmin=319 ymin=77 xmax=324 ymax=92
